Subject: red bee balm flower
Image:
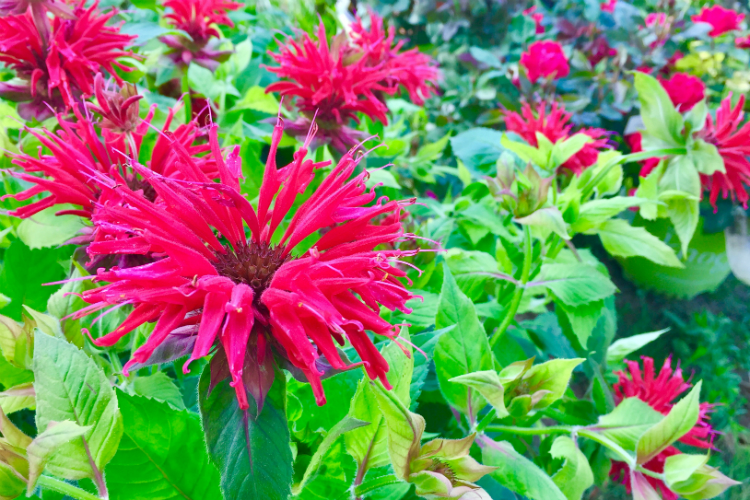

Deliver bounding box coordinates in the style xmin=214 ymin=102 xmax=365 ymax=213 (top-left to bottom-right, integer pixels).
xmin=523 ymin=6 xmax=544 ymax=34
xmin=600 ymin=0 xmax=616 ymax=13
xmin=609 ymin=357 xmax=714 ymax=500
xmin=0 ymin=2 xmax=135 ymax=120
xmin=76 ymin=117 xmax=419 ymax=411
xmin=692 ymin=5 xmax=744 ymax=37
xmin=160 ymin=0 xmax=241 ymax=70
xmin=658 ymin=73 xmax=705 ymax=111
xmin=519 ymin=41 xmax=569 ymax=83
xmin=265 ymin=13 xmax=438 ymax=153
xmin=504 ymin=102 xmax=612 ymax=174
xmin=698 ymin=95 xmax=750 ymax=209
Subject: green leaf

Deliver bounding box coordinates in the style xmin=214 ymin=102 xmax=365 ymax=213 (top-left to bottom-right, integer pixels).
xmin=27 ymin=421 xmax=90 ymax=490
xmin=434 ymin=267 xmax=494 ymax=416
xmin=450 ymin=371 xmax=508 ymax=417
xmin=0 ymin=383 xmax=34 ymax=414
xmin=501 ymin=134 xmax=549 ymax=167
xmin=298 ymin=417 xmax=369 ymax=493
xmin=0 ymin=241 xmax=65 ymax=321
xmin=596 ymin=219 xmax=683 ymax=268
xmin=556 ymin=300 xmax=604 ymax=348
xmin=370 ymin=383 xmax=425 ymax=480
xmin=572 ymin=197 xmax=650 ymax=233
xmin=482 ymin=439 xmax=567 ymax=500
xmin=634 ymin=72 xmax=685 ymax=146
xmin=690 ymin=138 xmax=724 ymax=176
xmin=198 ymin=365 xmax=292 ymax=500
xmin=684 ymin=99 xmax=708 ymax=134
xmin=0 ymin=461 xmax=25 ymax=500
xmin=450 ymin=128 xmax=505 ymax=171
xmin=660 ymin=155 xmax=701 ymax=256
xmin=516 ymin=207 xmax=570 ymax=240
xmin=536 ymin=264 xmax=616 ymax=307
xmin=606 ymin=329 xmax=669 ymax=364
xmin=445 ymin=249 xmax=498 ymax=301
xmin=129 ymin=372 xmax=185 ymax=410
xmin=635 ymin=163 xmax=663 ymax=220
xmin=16 ymin=205 xmax=85 ymax=250
xmin=583 ymin=398 xmax=664 ymax=456
xmin=523 ymin=358 xmax=584 ymax=409
xmin=234 ymin=86 xmax=279 ymax=114
xmin=345 ymin=328 xmax=413 ymax=477
xmin=33 ymin=333 xmax=123 ymax=481
xmin=551 ymin=134 xmax=592 ymax=170
xmin=550 ymin=436 xmax=594 ymax=500
xmin=636 ymin=381 xmax=702 ymax=464
xmin=664 ymin=454 xmax=740 ymax=500
xmin=106 ymin=391 xmax=222 ymax=500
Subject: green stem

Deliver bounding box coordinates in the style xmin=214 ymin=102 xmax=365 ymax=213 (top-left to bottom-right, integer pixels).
xmin=36 ymin=476 xmax=102 ymax=500
xmin=636 ymin=465 xmax=666 ymax=481
xmin=580 ymin=147 xmax=686 ymax=200
xmin=490 ymin=224 xmax=533 ymax=349
xmin=486 ymin=425 xmax=573 ymax=436
xmin=181 ymin=68 xmax=192 ymax=124
xmin=475 ymin=408 xmax=497 ymax=433
xmin=353 ymin=474 xmax=401 ymax=496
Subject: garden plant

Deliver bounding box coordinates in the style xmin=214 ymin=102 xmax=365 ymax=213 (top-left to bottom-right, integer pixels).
xmin=0 ymin=0 xmax=748 ymax=499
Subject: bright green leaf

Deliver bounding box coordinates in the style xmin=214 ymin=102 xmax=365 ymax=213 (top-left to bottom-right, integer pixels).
xmin=606 ymin=329 xmax=669 ymax=364
xmin=482 ymin=440 xmax=567 ymax=500
xmin=634 ymin=72 xmax=685 ymax=146
xmin=16 ymin=205 xmax=85 ymax=250
xmin=596 ymin=219 xmax=683 ymax=268
xmin=129 ymin=372 xmax=186 ymax=410
xmin=27 ymin=421 xmax=90 ymax=490
xmin=536 ymin=264 xmax=616 ymax=307
xmin=450 ymin=371 xmax=508 ymax=418
xmin=550 ymin=436 xmax=594 ymax=500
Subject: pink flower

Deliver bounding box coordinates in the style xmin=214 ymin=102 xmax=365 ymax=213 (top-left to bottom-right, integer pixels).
xmin=736 ymin=35 xmax=750 ymax=48
xmin=586 ymin=36 xmax=617 ymax=66
xmin=523 ymin=6 xmax=544 ymax=34
xmin=699 ymin=95 xmax=750 ymax=209
xmin=658 ymin=73 xmax=706 ymax=111
xmin=504 ymin=102 xmax=612 ymax=174
xmin=645 ymin=12 xmax=668 ymax=28
xmin=265 ymin=12 xmax=438 ymax=153
xmin=73 ymin=117 xmax=420 ymax=411
xmin=601 ymin=0 xmax=616 ymax=13
xmin=519 ymin=41 xmax=569 ymax=83
xmin=609 ymin=357 xmax=714 ymax=500
xmin=692 ymin=5 xmax=744 ymax=37
xmin=160 ymin=0 xmax=241 ymax=70
xmin=0 ymin=2 xmax=134 ymax=121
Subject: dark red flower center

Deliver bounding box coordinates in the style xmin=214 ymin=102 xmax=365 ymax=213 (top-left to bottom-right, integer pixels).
xmin=125 ymin=176 xmax=158 ymax=203
xmin=213 ymin=241 xmax=288 ymax=295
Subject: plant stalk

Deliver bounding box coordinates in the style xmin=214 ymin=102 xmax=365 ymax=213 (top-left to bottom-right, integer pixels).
xmin=486 ymin=425 xmax=573 ymax=436
xmin=181 ymin=68 xmax=192 ymax=124
xmin=490 ymin=224 xmax=533 ymax=349
xmin=36 ymin=476 xmax=103 ymax=500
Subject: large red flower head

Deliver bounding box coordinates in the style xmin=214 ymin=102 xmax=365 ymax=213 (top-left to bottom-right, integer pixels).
xmin=504 ymin=102 xmax=612 ymax=174
xmin=0 ymin=1 xmax=135 ymax=121
xmin=658 ymin=72 xmax=705 ymax=111
xmin=73 ymin=117 xmax=420 ymax=411
xmin=698 ymin=95 xmax=750 ymax=210
xmin=519 ymin=41 xmax=569 ymax=84
xmin=265 ymin=12 xmax=438 ymax=153
xmin=692 ymin=5 xmax=744 ymax=37
xmin=609 ymin=357 xmax=714 ymax=500
xmin=160 ymin=0 xmax=241 ymax=70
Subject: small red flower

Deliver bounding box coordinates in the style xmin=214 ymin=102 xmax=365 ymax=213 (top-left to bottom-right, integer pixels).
xmin=523 ymin=6 xmax=544 ymax=34
xmin=265 ymin=12 xmax=438 ymax=153
xmin=160 ymin=0 xmax=241 ymax=70
xmin=586 ymin=36 xmax=617 ymax=66
xmin=600 ymin=0 xmax=616 ymax=13
xmin=645 ymin=12 xmax=668 ymax=28
xmin=658 ymin=73 xmax=705 ymax=111
xmin=519 ymin=41 xmax=569 ymax=83
xmin=0 ymin=2 xmax=135 ymax=121
xmin=609 ymin=357 xmax=714 ymax=500
xmin=698 ymin=95 xmax=750 ymax=209
xmin=735 ymin=35 xmax=750 ymax=49
xmin=692 ymin=5 xmax=744 ymax=37
xmin=504 ymin=102 xmax=612 ymax=174
xmin=73 ymin=117 xmax=420 ymax=411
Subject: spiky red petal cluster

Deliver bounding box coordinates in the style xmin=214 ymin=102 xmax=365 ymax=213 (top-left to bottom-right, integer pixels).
xmin=76 ymin=118 xmax=418 ymax=410
xmin=504 ymin=102 xmax=612 ymax=174
xmin=609 ymin=357 xmax=714 ymax=500
xmin=0 ymin=2 xmax=135 ymax=120
xmin=264 ymin=12 xmax=438 ymax=150
xmin=163 ymin=0 xmax=240 ymax=45
xmin=698 ymin=95 xmax=750 ymax=210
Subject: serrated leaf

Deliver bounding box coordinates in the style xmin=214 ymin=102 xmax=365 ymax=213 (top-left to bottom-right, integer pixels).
xmin=434 ymin=267 xmax=494 ymax=416
xmin=129 ymin=372 xmax=185 ymax=410
xmin=198 ymin=365 xmax=292 ymax=500
xmin=596 ymin=219 xmax=683 ymax=268
xmin=16 ymin=205 xmax=85 ymax=250
xmin=634 ymin=72 xmax=685 ymax=146
xmin=536 ymin=264 xmax=616 ymax=307
xmin=572 ymin=197 xmax=650 ymax=233
xmin=33 ymin=334 xmax=122 ymax=481
xmin=27 ymin=421 xmax=90 ymax=490
xmin=606 ymin=329 xmax=669 ymax=364
xmin=482 ymin=439 xmax=567 ymax=500
xmin=106 ymin=391 xmax=222 ymax=500
xmin=550 ymin=436 xmax=594 ymax=500
xmin=450 ymin=371 xmax=508 ymax=417
xmin=636 ymin=381 xmax=702 ymax=464
xmin=234 ymin=86 xmax=279 ymax=114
